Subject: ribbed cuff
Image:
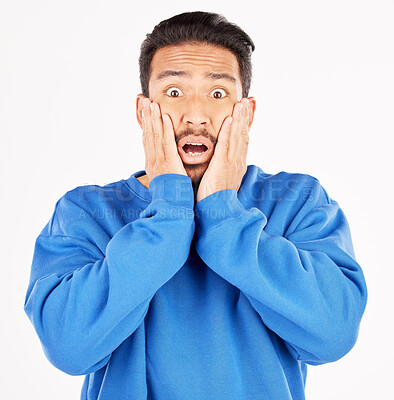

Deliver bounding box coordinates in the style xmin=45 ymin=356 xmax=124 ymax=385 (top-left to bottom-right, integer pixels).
xmin=149 ymin=173 xmax=195 ymax=210
xmin=194 ymin=189 xmax=246 ymax=237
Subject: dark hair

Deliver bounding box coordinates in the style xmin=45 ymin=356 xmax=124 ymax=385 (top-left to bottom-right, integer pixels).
xmin=139 ymin=11 xmax=255 ymax=99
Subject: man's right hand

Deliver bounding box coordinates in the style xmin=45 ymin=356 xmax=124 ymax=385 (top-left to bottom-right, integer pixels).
xmin=141 ymin=97 xmax=188 ymax=182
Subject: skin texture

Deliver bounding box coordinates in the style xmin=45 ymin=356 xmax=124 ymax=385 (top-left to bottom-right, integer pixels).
xmin=135 ymin=42 xmax=256 ymax=203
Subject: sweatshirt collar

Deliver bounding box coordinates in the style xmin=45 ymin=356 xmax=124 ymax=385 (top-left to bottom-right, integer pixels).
xmin=123 ymin=165 xmax=263 ymax=203
xmin=123 ymin=169 xmax=152 ymax=202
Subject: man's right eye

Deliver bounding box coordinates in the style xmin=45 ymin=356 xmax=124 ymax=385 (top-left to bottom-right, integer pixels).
xmin=164 ymin=87 xmax=183 ymax=97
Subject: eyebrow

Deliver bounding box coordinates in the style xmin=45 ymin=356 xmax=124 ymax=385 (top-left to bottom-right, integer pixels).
xmin=156 ymin=70 xmax=191 ymax=80
xmin=155 ymin=70 xmax=237 ymax=83
xmin=205 ymin=72 xmax=237 ymax=83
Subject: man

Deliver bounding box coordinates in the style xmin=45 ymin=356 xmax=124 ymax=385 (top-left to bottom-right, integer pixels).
xmin=24 ymin=11 xmax=368 ymax=400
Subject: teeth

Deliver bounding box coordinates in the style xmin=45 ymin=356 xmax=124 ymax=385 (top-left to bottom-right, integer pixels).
xmin=186 ymin=142 xmax=204 ymax=146
xmin=187 ymin=152 xmax=203 ymax=156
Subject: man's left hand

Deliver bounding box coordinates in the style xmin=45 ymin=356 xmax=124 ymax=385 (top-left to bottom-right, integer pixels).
xmin=196 ymin=98 xmax=250 ymax=203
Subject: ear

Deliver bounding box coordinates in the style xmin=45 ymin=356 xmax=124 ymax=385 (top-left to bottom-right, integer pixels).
xmin=247 ymin=96 xmax=256 ymax=130
xmin=136 ymin=94 xmax=147 ymax=129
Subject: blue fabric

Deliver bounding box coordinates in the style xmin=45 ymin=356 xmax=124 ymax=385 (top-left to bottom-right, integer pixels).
xmin=24 ymin=165 xmax=367 ymax=400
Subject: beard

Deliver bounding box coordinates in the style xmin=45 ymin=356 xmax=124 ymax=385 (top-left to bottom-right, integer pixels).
xmin=185 ymin=162 xmax=208 ymax=183
xmin=175 ymin=127 xmax=217 ymax=198
xmin=186 ymin=164 xmax=207 ymax=204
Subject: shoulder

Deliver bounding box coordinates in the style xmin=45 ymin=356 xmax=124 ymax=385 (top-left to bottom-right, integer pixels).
xmin=247 ymin=165 xmax=329 ymax=205
xmin=246 ymin=165 xmax=339 ymax=237
xmin=43 ymin=177 xmax=135 ymax=237
xmin=59 ymin=179 xmax=124 ymax=212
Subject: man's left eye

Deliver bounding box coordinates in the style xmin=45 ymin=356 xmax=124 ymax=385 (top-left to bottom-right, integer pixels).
xmin=210 ymin=89 xmax=228 ymax=99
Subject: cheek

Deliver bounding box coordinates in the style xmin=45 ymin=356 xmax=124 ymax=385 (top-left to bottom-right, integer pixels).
xmin=157 ymin=104 xmax=181 ymax=124
xmin=213 ymin=107 xmax=234 ymax=132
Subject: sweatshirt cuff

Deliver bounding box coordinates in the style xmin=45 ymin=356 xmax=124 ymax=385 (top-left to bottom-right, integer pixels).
xmin=194 ymin=189 xmax=247 ymax=237
xmin=149 ymin=173 xmax=195 ymax=210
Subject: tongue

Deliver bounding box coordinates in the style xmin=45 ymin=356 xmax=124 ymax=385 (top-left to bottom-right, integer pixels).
xmin=183 ymin=144 xmax=207 ymax=153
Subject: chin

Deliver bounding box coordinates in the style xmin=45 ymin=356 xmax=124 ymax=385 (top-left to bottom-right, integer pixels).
xmin=184 ymin=162 xmax=208 ymax=186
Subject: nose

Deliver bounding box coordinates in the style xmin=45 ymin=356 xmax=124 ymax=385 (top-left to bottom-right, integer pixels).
xmin=181 ymin=96 xmax=210 ymax=126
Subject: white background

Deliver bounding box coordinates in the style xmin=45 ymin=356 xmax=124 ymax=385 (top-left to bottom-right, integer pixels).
xmin=1 ymin=0 xmax=392 ymax=398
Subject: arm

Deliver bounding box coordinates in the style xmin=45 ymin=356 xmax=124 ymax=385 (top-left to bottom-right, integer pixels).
xmin=194 ymin=176 xmax=367 ymax=365
xmin=24 ymin=173 xmax=195 ymax=375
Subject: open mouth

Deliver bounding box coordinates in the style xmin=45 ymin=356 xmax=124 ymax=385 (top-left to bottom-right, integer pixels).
xmin=179 ymin=139 xmax=212 ymax=164
xmin=182 ymin=143 xmax=208 ymax=155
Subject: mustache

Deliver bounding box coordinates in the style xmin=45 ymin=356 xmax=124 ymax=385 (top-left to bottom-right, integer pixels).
xmin=175 ymin=127 xmax=217 ymax=147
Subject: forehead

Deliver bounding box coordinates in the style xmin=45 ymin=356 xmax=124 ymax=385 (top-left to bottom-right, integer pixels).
xmin=149 ymin=43 xmax=241 ymax=83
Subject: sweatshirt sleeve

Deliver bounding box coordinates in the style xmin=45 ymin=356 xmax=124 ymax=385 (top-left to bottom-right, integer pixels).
xmin=24 ymin=174 xmax=195 ymax=376
xmin=194 ymin=176 xmax=367 ymax=365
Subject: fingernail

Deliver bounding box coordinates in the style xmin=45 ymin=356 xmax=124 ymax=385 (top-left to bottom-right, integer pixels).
xmin=143 ymin=98 xmax=149 ymax=108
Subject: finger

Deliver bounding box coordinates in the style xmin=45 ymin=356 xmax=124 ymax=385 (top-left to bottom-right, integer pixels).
xmin=237 ymin=98 xmax=250 ymax=165
xmin=162 ymin=113 xmax=179 ymax=162
xmin=214 ymin=116 xmax=233 ymax=162
xmin=150 ymin=102 xmax=165 ymax=162
xmin=141 ymin=98 xmax=155 ymax=163
xmin=227 ymin=102 xmax=243 ymax=162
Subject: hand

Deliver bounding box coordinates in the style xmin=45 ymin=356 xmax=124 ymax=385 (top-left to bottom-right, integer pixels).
xmin=196 ymin=98 xmax=250 ymax=203
xmin=141 ymin=97 xmax=187 ymax=182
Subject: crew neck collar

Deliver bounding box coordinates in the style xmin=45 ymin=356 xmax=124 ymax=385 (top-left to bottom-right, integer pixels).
xmin=123 ymin=169 xmax=152 ymax=202
xmin=123 ymin=165 xmax=263 ymax=203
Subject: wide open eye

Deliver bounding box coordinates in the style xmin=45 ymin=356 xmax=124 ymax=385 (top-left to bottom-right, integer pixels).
xmin=165 ymin=87 xmax=184 ymax=97
xmin=210 ymin=88 xmax=228 ymax=99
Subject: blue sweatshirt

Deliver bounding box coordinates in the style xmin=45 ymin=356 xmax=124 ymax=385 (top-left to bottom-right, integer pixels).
xmin=24 ymin=164 xmax=367 ymax=400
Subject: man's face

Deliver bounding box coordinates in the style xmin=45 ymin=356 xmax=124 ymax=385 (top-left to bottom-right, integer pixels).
xmin=137 ymin=42 xmax=254 ymax=186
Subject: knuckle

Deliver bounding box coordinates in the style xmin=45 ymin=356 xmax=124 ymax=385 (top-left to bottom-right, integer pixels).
xmin=241 ymin=130 xmax=249 ymax=144
xmin=235 ymin=160 xmax=245 ymax=171
xmin=159 ymin=159 xmax=170 ymax=171
xmin=155 ymin=152 xmax=165 ymax=162
xmin=234 ymin=110 xmax=242 ymax=121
